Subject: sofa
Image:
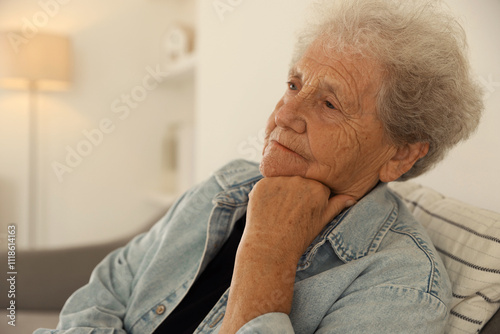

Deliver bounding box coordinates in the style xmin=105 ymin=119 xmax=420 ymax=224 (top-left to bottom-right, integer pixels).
xmin=1 ymin=182 xmax=499 ymax=333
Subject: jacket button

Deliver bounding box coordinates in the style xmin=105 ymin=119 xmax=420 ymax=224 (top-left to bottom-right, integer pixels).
xmin=155 ymin=304 xmax=166 ymax=315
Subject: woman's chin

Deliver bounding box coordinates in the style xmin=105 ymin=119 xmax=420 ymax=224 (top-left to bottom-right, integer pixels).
xmin=259 ymin=157 xmax=306 ymax=178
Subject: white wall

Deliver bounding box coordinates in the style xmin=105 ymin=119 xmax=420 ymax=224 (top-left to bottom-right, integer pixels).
xmin=196 ymin=0 xmax=500 ymax=212
xmin=196 ymin=0 xmax=309 ymax=178
xmin=414 ymin=0 xmax=500 ymax=213
xmin=0 ymin=0 xmax=196 ymax=249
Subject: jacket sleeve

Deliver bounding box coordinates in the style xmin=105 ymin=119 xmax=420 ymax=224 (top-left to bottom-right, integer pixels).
xmin=33 ymin=190 xmax=192 ymax=334
xmin=232 ymin=286 xmax=448 ymax=333
xmin=315 ymin=285 xmax=449 ymax=334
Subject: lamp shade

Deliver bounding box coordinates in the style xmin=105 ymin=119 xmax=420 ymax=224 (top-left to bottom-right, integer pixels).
xmin=0 ymin=31 xmax=72 ymax=91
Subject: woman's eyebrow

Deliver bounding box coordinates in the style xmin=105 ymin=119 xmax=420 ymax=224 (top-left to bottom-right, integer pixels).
xmin=290 ymin=66 xmax=339 ymax=94
xmin=288 ymin=67 xmax=302 ymax=80
xmin=322 ymin=80 xmax=347 ymax=108
xmin=289 ymin=65 xmax=349 ymax=109
xmin=320 ymin=78 xmax=339 ymax=95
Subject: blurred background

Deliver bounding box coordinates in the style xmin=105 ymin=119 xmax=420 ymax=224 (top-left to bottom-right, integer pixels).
xmin=0 ymin=0 xmax=498 ymax=250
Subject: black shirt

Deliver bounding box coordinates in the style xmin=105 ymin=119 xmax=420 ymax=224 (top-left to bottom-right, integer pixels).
xmin=153 ymin=213 xmax=246 ymax=333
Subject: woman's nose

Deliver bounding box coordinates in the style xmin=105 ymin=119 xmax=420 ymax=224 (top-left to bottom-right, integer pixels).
xmin=274 ymin=96 xmax=307 ymax=133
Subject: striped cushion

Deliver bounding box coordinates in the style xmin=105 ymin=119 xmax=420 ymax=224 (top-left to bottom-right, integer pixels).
xmin=389 ymin=182 xmax=500 ymax=334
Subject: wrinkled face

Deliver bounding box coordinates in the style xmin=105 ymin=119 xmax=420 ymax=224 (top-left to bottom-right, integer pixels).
xmin=260 ymin=38 xmax=398 ymax=198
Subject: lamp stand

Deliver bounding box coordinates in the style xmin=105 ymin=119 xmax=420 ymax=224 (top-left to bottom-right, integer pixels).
xmin=28 ymin=82 xmax=39 ymax=249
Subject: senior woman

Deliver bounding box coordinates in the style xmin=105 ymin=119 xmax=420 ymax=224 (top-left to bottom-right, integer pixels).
xmin=35 ymin=0 xmax=483 ymax=333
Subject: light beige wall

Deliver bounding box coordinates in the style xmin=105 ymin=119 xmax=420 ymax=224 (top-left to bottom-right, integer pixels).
xmin=196 ymin=0 xmax=500 ymax=212
xmin=195 ymin=0 xmax=309 ymax=179
xmin=414 ymin=0 xmax=500 ymax=212
xmin=0 ymin=0 xmax=196 ymax=249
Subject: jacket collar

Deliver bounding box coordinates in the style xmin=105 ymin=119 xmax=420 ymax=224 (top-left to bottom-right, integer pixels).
xmin=214 ymin=159 xmax=263 ymax=190
xmin=297 ymin=182 xmax=399 ymax=269
xmin=213 ymin=159 xmax=263 ymax=206
xmin=326 ymin=182 xmax=398 ymax=262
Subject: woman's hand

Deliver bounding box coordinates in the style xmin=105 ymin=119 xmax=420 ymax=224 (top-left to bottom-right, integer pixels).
xmin=219 ymin=176 xmax=355 ymax=333
xmin=244 ymin=176 xmax=355 ymax=261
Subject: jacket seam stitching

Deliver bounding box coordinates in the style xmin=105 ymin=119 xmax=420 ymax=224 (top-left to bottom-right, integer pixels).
xmin=388 ymin=228 xmax=437 ymax=296
xmin=375 ymin=284 xmax=449 ymax=308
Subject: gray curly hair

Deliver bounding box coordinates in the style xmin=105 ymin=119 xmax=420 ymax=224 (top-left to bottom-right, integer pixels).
xmin=292 ymin=0 xmax=484 ymax=180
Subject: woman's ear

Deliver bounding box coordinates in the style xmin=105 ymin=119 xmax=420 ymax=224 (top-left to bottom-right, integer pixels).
xmin=379 ymin=142 xmax=429 ymax=182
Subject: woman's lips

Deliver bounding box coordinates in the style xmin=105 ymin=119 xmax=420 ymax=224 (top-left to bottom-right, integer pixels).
xmin=269 ymin=140 xmax=304 ymax=159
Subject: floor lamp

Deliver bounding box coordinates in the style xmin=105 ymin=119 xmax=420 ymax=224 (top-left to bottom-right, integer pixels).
xmin=0 ymin=31 xmax=72 ymax=248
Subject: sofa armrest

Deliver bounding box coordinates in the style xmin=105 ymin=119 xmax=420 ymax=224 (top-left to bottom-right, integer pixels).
xmin=1 ymin=238 xmax=129 ymax=311
xmin=1 ymin=207 xmax=169 ymax=311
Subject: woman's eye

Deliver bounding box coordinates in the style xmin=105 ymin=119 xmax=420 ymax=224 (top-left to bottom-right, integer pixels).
xmin=325 ymin=101 xmax=336 ymax=110
xmin=287 ymin=82 xmax=298 ymax=90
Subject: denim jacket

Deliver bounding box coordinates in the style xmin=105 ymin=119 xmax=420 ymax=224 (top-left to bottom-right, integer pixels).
xmin=34 ymin=159 xmax=451 ymax=334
